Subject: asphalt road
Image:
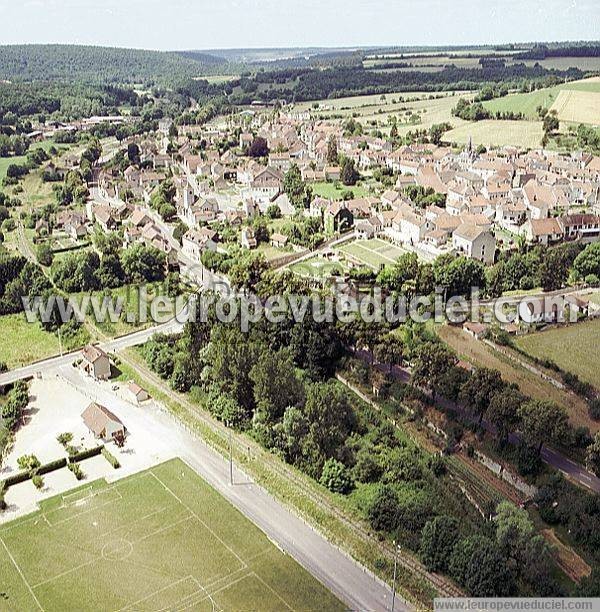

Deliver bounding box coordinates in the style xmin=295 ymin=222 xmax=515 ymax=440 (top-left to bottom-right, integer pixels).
xmin=0 ymin=317 xmax=185 ymax=387
xmin=59 ymin=366 xmax=405 ymax=612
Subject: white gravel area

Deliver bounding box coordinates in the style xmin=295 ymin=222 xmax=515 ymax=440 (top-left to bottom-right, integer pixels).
xmin=0 ymin=367 xmax=178 ymax=524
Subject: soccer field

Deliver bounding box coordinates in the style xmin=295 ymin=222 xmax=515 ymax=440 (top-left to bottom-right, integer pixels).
xmin=0 ymin=459 xmax=344 ymax=612
xmin=338 ymin=238 xmax=407 ymax=269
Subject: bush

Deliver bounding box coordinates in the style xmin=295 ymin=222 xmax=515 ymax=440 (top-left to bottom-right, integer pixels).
xmin=57 ymin=432 xmax=73 ymax=447
xmin=319 ymin=458 xmax=353 ymax=494
xmin=101 ymin=447 xmax=120 ymax=469
xmin=588 ymin=399 xmax=600 ymax=421
xmin=69 ymin=445 xmax=103 ymax=462
xmin=37 ymin=458 xmax=67 ymax=475
xmin=68 ymin=462 xmax=85 ymax=480
xmin=32 ymin=475 xmax=44 ymax=490
xmin=368 ymin=484 xmax=400 ymax=532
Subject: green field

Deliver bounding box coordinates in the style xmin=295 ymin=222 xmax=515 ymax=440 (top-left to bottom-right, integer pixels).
xmin=289 ymin=256 xmax=345 ymax=279
xmin=311 ymin=181 xmax=369 ymax=200
xmin=338 ymin=238 xmax=408 ymax=270
xmin=0 ymin=155 xmax=27 ymax=180
xmin=0 ymin=314 xmax=61 ymax=368
xmin=483 ymin=78 xmax=600 ymax=123
xmin=443 ymin=119 xmax=544 ymax=148
xmin=0 ymin=459 xmax=343 ymax=612
xmin=514 ymin=318 xmax=600 ymax=388
xmin=0 ymin=313 xmax=89 ymax=369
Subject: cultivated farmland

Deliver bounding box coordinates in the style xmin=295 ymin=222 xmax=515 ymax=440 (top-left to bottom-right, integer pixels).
xmin=443 ymin=120 xmax=544 ymax=149
xmin=0 ymin=459 xmax=344 ymax=612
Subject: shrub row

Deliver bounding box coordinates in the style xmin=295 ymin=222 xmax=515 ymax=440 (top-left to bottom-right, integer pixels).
xmin=101 ymin=448 xmax=120 ymax=469
xmin=68 ymin=445 xmax=103 ymax=463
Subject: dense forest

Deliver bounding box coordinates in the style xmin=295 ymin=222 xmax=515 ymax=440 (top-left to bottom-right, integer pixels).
xmin=515 ymin=44 xmax=600 ymax=60
xmin=224 ymin=62 xmax=585 ymax=103
xmin=0 ymin=45 xmax=225 ymax=85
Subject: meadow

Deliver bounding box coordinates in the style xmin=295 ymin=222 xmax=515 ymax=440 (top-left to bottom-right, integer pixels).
xmin=0 ymin=314 xmax=84 ymax=369
xmin=0 ymin=459 xmax=343 ymax=612
xmin=514 ymin=319 xmax=600 ymax=390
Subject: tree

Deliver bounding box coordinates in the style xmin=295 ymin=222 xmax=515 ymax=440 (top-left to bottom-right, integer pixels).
xmin=120 ymin=244 xmax=166 ymax=283
xmin=17 ymin=454 xmax=41 ymax=473
xmin=340 ymin=157 xmax=359 ymax=186
xmin=247 ymin=137 xmax=269 ymax=158
xmin=373 ymin=334 xmax=404 ymax=373
xmin=36 ymin=243 xmax=54 ymax=267
xmin=56 ymin=432 xmax=73 ymax=447
xmin=494 ymin=501 xmax=534 ymax=561
xmin=368 ymin=484 xmax=399 ymax=532
xmin=326 ymin=137 xmax=338 ymax=165
xmin=303 ymin=382 xmax=356 ymax=470
xmin=283 ymin=164 xmax=311 ymax=209
xmin=486 ymin=388 xmax=524 ymax=444
xmin=319 ymin=458 xmax=353 ymax=494
xmin=459 ymin=367 xmax=505 ymax=424
xmin=573 ymin=242 xmax=600 ymax=280
xmin=586 ymin=432 xmax=600 ymax=476
xmin=420 ymin=516 xmax=460 ymax=572
xmin=127 ymin=143 xmax=140 ymax=164
xmin=450 ymin=535 xmax=514 ymax=596
xmin=543 ymin=111 xmax=559 ymax=135
xmin=518 ymin=399 xmax=568 ymax=453
xmin=411 ymin=341 xmax=457 ymax=396
xmin=249 ymin=349 xmax=304 ymax=424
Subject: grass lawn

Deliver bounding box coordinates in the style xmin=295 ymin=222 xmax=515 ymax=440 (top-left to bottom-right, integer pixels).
xmin=338 ymin=238 xmax=408 ymax=270
xmin=79 ymin=283 xmax=180 ymax=338
xmin=0 ymin=155 xmax=27 ymax=181
xmin=514 ymin=319 xmax=600 ymax=390
xmin=0 ymin=314 xmax=59 ymax=369
xmin=0 ymin=458 xmax=343 ymax=612
xmin=289 ymin=256 xmax=345 ymax=279
xmin=255 ymin=242 xmax=290 ymax=262
xmin=311 ymin=181 xmax=369 ymax=200
xmin=437 ymin=325 xmax=597 ymax=432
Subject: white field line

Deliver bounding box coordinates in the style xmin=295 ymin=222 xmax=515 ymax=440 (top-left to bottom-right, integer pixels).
xmin=0 ymin=537 xmax=44 ymax=611
xmin=149 ymin=471 xmax=247 ymax=570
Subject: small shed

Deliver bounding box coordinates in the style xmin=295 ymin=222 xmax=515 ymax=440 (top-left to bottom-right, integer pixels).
xmin=128 ymin=382 xmax=150 ymax=404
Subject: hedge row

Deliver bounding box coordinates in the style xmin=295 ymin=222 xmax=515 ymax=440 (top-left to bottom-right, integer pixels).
xmin=101 ymin=448 xmax=120 ymax=469
xmin=68 ymin=445 xmax=104 ymax=463
xmin=0 ymin=446 xmax=103 ymax=493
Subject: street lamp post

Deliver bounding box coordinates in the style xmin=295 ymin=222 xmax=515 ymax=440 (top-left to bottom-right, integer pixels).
xmin=391 ymin=541 xmax=399 ymax=612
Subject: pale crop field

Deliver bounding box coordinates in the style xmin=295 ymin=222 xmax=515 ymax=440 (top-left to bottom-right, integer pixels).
xmin=443 ymin=120 xmax=544 ymax=149
xmin=550 ymin=89 xmax=600 ymax=125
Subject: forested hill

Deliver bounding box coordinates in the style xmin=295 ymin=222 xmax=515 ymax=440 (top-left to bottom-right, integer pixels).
xmin=0 ymin=44 xmax=225 ymax=85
